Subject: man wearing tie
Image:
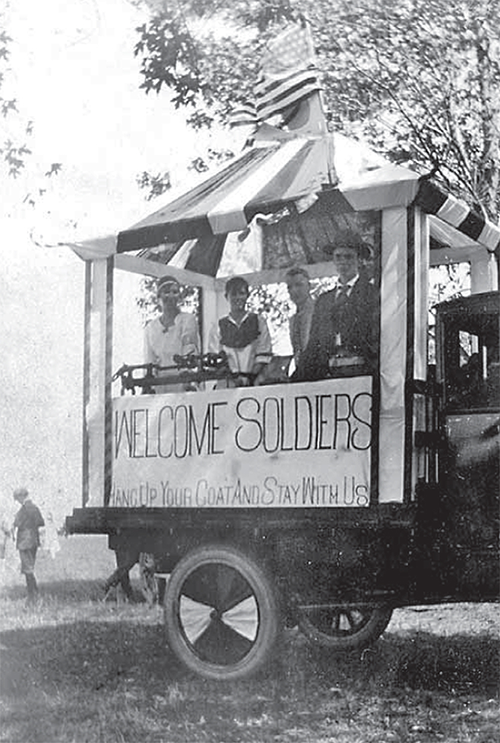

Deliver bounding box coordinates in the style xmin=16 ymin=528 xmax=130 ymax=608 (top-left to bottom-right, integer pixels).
xmin=286 ymin=267 xmax=314 ymax=370
xmin=294 ymin=232 xmax=377 ymax=381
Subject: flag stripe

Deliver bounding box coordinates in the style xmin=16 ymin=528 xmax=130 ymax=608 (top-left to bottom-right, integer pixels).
xmin=256 ymin=70 xmax=321 ymax=120
xmin=185 ymin=234 xmax=226 ymax=275
xmin=167 ymin=239 xmax=198 ymax=269
xmin=251 ymin=21 xmax=321 ymax=122
xmin=257 ymin=82 xmax=322 ymax=120
xmin=117 ymin=142 xmax=500 ymax=265
xmin=255 ymin=68 xmax=320 ymax=103
xmin=457 ymin=209 xmax=487 ymax=242
xmin=477 ymin=221 xmax=500 ymax=252
xmin=414 ymin=180 xmax=448 ymax=214
xmin=230 ymin=100 xmax=258 ymax=124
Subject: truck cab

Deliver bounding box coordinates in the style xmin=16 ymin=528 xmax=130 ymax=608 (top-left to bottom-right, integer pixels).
xmin=429 ymin=291 xmax=499 ymax=599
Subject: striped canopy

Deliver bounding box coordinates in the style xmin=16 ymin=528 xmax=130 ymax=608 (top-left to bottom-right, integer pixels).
xmin=70 ymin=132 xmax=500 ymax=277
xmin=117 ymin=135 xmax=342 ymax=251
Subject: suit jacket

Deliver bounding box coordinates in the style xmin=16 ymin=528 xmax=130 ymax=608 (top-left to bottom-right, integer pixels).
xmin=295 ymin=275 xmax=377 ymax=381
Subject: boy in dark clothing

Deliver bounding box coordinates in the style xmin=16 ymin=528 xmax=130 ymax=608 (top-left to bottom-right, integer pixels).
xmin=13 ymin=487 xmax=45 ymax=604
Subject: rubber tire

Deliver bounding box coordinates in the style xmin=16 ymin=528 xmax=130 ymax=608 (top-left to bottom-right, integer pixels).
xmin=298 ymin=604 xmax=393 ymax=650
xmin=164 ymin=544 xmax=281 ymax=681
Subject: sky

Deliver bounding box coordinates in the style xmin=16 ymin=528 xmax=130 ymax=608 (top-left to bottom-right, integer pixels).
xmin=0 ymin=0 xmax=234 ymax=525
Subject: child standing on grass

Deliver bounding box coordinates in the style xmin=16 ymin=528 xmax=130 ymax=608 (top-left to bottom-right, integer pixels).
xmin=12 ymin=487 xmax=45 ymax=605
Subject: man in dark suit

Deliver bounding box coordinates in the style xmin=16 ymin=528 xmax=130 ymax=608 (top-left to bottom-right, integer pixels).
xmin=295 ymin=233 xmax=377 ymax=381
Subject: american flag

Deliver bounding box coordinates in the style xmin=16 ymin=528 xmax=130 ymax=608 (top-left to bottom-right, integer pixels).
xmin=260 ymin=21 xmax=316 ymax=75
xmin=230 ymin=22 xmax=322 ymax=127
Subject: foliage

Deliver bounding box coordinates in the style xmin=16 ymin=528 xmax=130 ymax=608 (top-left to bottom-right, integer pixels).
xmin=136 ymin=169 xmax=172 ymax=200
xmin=133 ymin=0 xmax=500 ymax=222
xmin=131 ymin=0 xmax=496 ymax=326
xmin=427 ymin=264 xmax=471 ymax=362
xmin=0 ymin=23 xmax=62 ymax=203
xmin=0 ymin=28 xmax=31 ymax=178
xmin=429 ymin=263 xmax=471 ymax=307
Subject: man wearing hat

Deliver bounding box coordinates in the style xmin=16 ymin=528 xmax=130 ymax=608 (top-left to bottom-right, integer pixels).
xmin=295 ymin=231 xmax=377 ymax=381
xmin=12 ymin=487 xmax=45 ymax=604
xmin=144 ymin=275 xmax=201 ymax=392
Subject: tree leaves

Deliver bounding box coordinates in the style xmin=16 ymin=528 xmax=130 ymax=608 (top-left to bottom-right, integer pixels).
xmin=135 ymin=14 xmax=203 ymax=105
xmin=136 ymin=170 xmax=172 ymax=201
xmin=134 ymin=0 xmax=500 ymax=221
xmin=0 ymin=27 xmax=61 ymax=191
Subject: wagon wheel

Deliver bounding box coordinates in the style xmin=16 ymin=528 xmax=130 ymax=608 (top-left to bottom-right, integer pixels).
xmin=297 ymin=602 xmax=393 ymax=650
xmin=164 ymin=544 xmax=281 ymax=681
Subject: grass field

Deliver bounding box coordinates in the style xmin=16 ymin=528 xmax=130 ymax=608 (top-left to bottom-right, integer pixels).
xmin=0 ymin=535 xmax=499 ymax=743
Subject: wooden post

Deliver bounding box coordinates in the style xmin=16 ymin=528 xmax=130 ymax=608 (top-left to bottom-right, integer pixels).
xmin=82 ymin=260 xmax=92 ymax=507
xmin=84 ymin=257 xmax=114 ymax=507
xmin=378 ymin=206 xmax=408 ymax=504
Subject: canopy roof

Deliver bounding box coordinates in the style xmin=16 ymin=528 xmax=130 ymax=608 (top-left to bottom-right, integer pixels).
xmin=68 ymin=130 xmax=500 ymax=278
xmin=116 ymin=132 xmax=419 ymax=254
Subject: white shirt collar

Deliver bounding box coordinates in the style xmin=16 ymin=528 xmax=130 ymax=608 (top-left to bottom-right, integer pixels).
xmin=227 ymin=311 xmax=250 ymax=327
xmin=337 ymin=274 xmax=359 ymax=291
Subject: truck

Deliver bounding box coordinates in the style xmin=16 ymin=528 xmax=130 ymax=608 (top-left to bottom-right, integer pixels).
xmin=64 ymin=84 xmax=499 ymax=681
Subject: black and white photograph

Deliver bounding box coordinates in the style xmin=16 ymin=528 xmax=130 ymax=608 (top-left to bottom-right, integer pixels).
xmin=1 ymin=1 xmax=499 ymax=741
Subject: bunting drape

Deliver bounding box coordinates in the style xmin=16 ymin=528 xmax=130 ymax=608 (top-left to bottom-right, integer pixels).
xmin=65 ymin=135 xmax=500 ymax=274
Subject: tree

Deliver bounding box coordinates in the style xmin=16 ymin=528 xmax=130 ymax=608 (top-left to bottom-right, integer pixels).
xmin=0 ymin=28 xmax=31 ymax=178
xmin=0 ymin=22 xmax=61 ymax=203
xmin=133 ymin=0 xmax=500 ymax=224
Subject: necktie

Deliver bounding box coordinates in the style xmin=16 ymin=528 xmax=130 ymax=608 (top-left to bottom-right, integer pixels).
xmin=293 ymin=314 xmax=304 ymax=356
xmin=336 ymin=284 xmax=349 ymax=307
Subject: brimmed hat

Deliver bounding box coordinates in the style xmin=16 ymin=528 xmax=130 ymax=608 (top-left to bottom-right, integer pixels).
xmin=325 ymin=231 xmax=373 ymax=261
xmin=157 ymin=275 xmax=180 ymax=295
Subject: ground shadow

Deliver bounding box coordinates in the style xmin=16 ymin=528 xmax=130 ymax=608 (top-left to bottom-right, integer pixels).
xmin=1 ymin=619 xmax=499 ymax=743
xmin=1 ymin=618 xmax=498 ymax=699
xmin=302 ymin=631 xmax=500 ymax=696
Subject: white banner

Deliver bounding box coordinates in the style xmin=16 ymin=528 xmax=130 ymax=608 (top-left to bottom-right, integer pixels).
xmin=111 ymin=377 xmax=372 ymax=508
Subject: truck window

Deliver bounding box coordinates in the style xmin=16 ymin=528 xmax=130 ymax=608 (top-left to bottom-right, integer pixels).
xmin=444 ymin=312 xmax=500 ymax=410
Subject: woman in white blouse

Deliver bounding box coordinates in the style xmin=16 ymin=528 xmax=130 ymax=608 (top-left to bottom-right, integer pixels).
xmin=144 ymin=275 xmax=200 ymax=393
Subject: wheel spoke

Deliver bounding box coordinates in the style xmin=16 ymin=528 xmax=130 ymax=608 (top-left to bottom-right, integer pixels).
xmin=179 ymin=595 xmax=213 ymax=644
xmin=344 ymin=610 xmax=356 ymax=631
xmin=222 ymin=595 xmax=259 ymax=641
xmin=298 ymin=603 xmax=393 ymax=649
